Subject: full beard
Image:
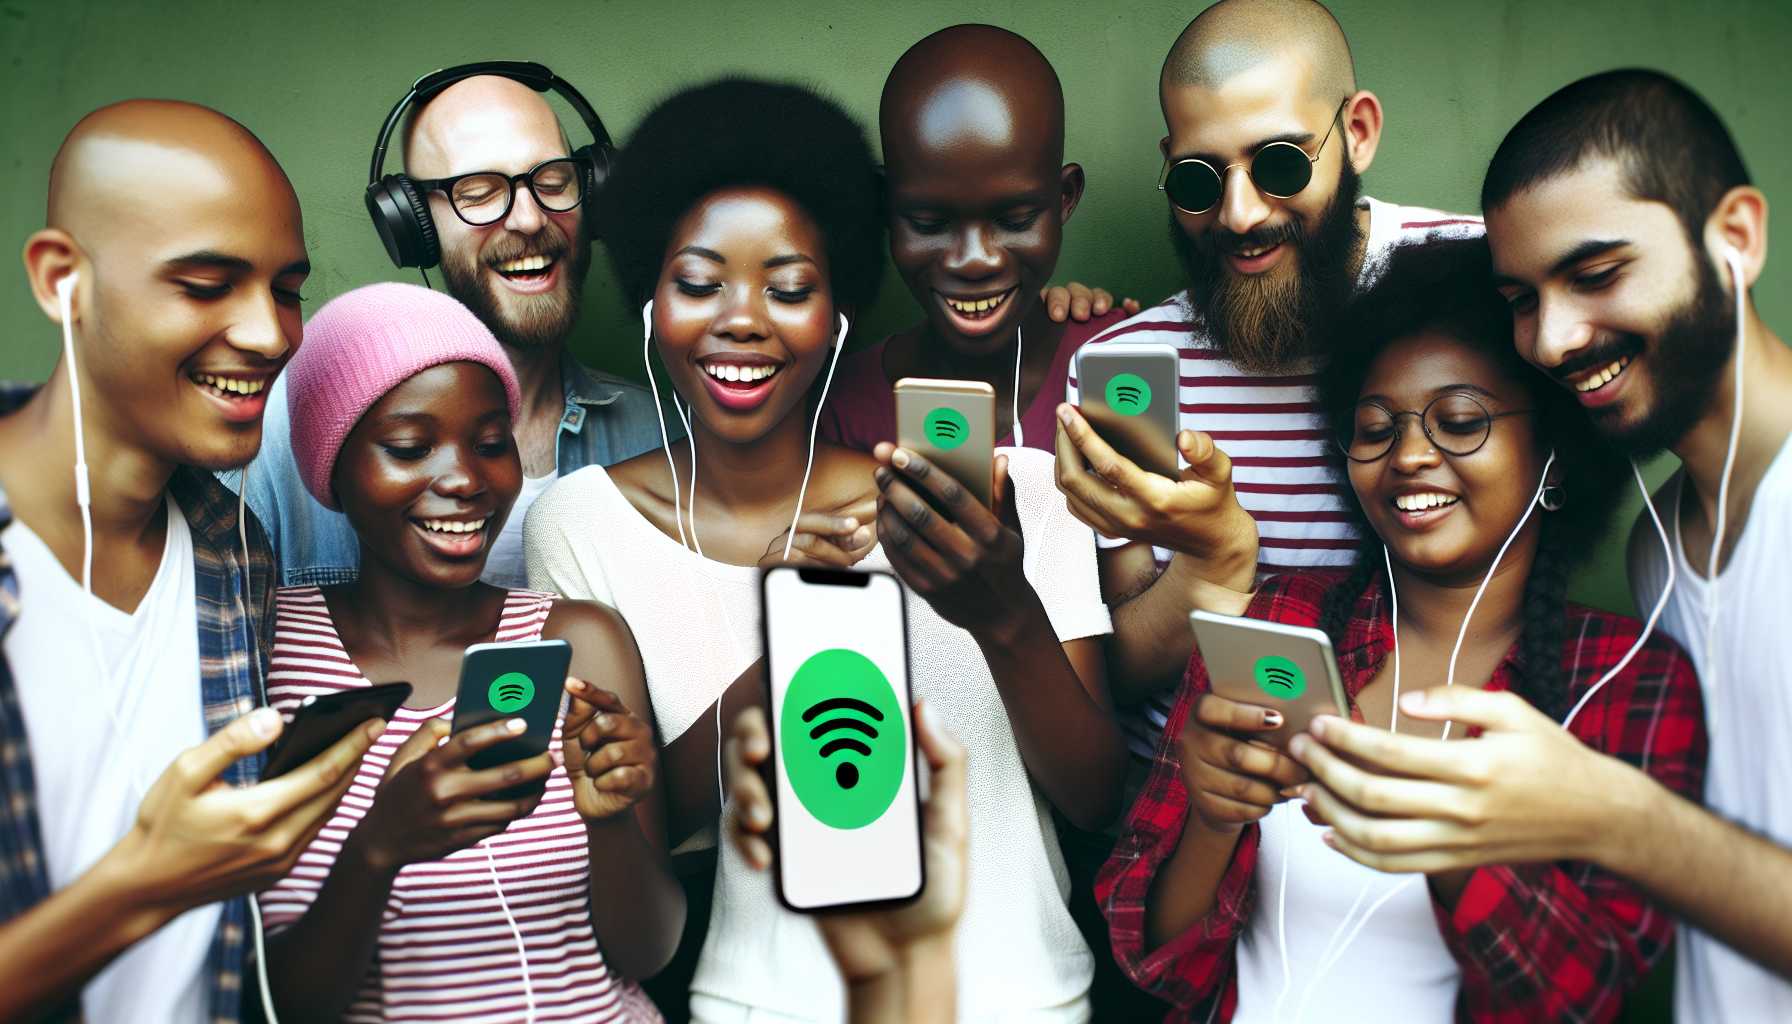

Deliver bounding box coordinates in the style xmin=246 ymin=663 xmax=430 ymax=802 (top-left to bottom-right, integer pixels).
xmin=1172 ymin=160 xmax=1363 ymax=374
xmin=1560 ymin=250 xmax=1735 ymax=456
xmin=440 ymin=227 xmax=591 ymax=351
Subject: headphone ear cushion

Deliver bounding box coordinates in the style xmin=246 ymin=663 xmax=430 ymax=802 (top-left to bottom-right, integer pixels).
xmin=365 ymin=175 xmax=440 ymax=269
xmin=571 ymin=143 xmax=609 ymax=239
xmin=394 ymin=176 xmax=440 ymax=268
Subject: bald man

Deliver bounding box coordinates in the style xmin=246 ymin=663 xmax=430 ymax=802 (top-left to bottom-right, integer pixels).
xmin=820 ymin=24 xmax=1133 ymax=456
xmin=243 ymin=70 xmax=672 ymax=591
xmin=1054 ymin=0 xmax=1482 ymax=765
xmin=0 ymin=101 xmax=379 ymax=1022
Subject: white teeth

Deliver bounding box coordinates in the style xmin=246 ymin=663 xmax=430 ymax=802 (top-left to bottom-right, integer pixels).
xmin=1573 ymin=357 xmax=1631 ymax=393
xmin=192 ymin=373 xmax=267 ymax=396
xmin=703 ymin=363 xmax=778 ymax=383
xmin=945 ymin=291 xmax=1012 ymax=315
xmin=1237 ymin=245 xmax=1272 ymax=258
xmin=496 ymin=255 xmax=551 ymax=273
xmin=419 ymin=518 xmax=487 ymax=534
xmin=1394 ymin=493 xmax=1459 ymax=512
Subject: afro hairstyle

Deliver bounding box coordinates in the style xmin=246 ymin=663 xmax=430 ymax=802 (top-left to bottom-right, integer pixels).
xmin=600 ymin=77 xmax=884 ymax=314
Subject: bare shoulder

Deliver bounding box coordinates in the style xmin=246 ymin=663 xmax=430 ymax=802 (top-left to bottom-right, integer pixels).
xmin=815 ymin=443 xmax=880 ymax=507
xmin=544 ymin=597 xmax=651 ymax=711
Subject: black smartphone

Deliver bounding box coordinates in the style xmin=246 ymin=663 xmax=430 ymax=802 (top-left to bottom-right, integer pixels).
xmin=448 ymin=638 xmax=571 ymax=799
xmin=263 ymin=682 xmax=413 ymax=779
xmin=761 ymin=565 xmax=923 ymax=912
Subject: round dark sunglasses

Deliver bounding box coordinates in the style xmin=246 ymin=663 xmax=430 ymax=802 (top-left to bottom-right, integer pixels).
xmin=1338 ymin=393 xmax=1533 ymax=463
xmin=1158 ymin=97 xmax=1351 ymax=216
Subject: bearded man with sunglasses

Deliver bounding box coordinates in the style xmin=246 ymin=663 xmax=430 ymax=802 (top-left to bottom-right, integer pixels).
xmin=1054 ymin=0 xmax=1482 ymax=761
xmin=243 ymin=72 xmax=671 ymax=590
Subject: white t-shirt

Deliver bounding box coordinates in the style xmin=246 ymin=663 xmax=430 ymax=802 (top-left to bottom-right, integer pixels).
xmin=1064 ymin=197 xmax=1484 ymax=758
xmin=3 ymin=496 xmax=217 ymax=1024
xmin=1231 ymin=804 xmax=1459 ymax=1024
xmin=1630 ymin=435 xmax=1792 ymax=1022
xmin=482 ymin=469 xmax=558 ymax=589
xmin=525 ymin=447 xmax=1113 ymax=1023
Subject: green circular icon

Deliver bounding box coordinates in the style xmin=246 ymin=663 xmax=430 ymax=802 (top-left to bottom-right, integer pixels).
xmin=923 ymin=406 xmax=970 ymax=450
xmin=488 ymin=671 xmax=536 ymax=714
xmin=780 ymin=648 xmax=906 ymax=830
xmin=1252 ymin=656 xmax=1307 ymax=700
xmin=1105 ymin=372 xmax=1153 ymax=415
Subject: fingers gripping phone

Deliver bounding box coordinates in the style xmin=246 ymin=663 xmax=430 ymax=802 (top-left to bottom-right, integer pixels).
xmin=761 ymin=566 xmax=923 ymax=911
xmin=264 ymin=682 xmax=413 ymax=778
xmin=894 ymin=377 xmax=995 ymax=508
xmin=1190 ymin=610 xmax=1350 ymax=749
xmin=1075 ymin=341 xmax=1182 ymax=478
xmin=449 ymin=639 xmax=571 ymax=800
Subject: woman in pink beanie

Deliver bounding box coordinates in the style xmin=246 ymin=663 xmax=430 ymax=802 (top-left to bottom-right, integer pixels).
xmin=256 ymin=282 xmax=683 ymax=1022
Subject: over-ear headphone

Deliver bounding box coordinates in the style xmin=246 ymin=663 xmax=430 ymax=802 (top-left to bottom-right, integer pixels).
xmin=365 ymin=61 xmax=615 ymax=269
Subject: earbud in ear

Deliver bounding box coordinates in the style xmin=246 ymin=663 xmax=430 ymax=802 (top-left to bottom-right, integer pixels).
xmin=641 ymin=299 xmax=654 ymax=335
xmin=834 ymin=313 xmax=850 ymax=350
xmin=1723 ymin=245 xmax=1745 ymax=284
xmin=56 ymin=272 xmax=78 ymax=300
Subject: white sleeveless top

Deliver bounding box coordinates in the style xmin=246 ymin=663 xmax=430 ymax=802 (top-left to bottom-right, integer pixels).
xmin=1230 ymin=802 xmax=1460 ymax=1023
xmin=257 ymin=586 xmax=661 ymax=1023
xmin=524 ymin=447 xmax=1114 ymax=1022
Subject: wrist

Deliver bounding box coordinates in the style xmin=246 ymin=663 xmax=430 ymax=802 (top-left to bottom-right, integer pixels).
xmin=1592 ymin=759 xmax=1668 ymax=877
xmin=343 ymin=824 xmax=402 ymax=879
xmin=88 ymin=840 xmax=179 ymax=945
xmin=584 ymin=811 xmax=640 ymax=839
xmin=974 ymin=588 xmax=1049 ymax=649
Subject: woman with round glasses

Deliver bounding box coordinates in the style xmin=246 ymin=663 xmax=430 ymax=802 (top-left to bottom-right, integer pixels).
xmin=1098 ymin=239 xmax=1707 ymax=1023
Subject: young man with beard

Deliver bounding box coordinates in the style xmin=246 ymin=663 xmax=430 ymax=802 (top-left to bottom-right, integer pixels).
xmin=0 ymin=100 xmax=381 ymax=1022
xmin=1053 ymin=0 xmax=1481 ymax=760
xmin=1288 ymin=71 xmax=1792 ymax=1021
xmin=245 ymin=72 xmax=670 ymax=589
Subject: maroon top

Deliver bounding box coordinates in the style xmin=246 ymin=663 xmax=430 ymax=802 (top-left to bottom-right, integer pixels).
xmin=818 ymin=311 xmax=1125 ymax=454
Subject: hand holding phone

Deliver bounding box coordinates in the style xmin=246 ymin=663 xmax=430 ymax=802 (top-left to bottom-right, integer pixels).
xmin=1073 ymin=342 xmax=1182 ymax=478
xmin=893 ymin=377 xmax=995 ymax=508
xmin=561 ymin=677 xmax=657 ymax=822
xmin=727 ymin=699 xmax=965 ymax=964
xmin=1176 ymin=691 xmax=1312 ymax=835
xmin=449 ymin=639 xmax=571 ymax=799
xmin=264 ymin=682 xmax=412 ymax=779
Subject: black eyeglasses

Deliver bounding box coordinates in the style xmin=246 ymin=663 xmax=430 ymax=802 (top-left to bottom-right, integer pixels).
xmin=414 ymin=156 xmax=587 ymax=226
xmin=1158 ymin=97 xmax=1350 ymax=216
xmin=1339 ymin=393 xmax=1532 ymax=463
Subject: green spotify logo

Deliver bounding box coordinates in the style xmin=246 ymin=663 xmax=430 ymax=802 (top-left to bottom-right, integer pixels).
xmin=780 ymin=648 xmax=906 ymax=830
xmin=488 ymin=672 xmax=536 ymax=713
xmin=1252 ymin=656 xmax=1306 ymax=700
xmin=923 ymin=406 xmax=970 ymax=450
xmin=1106 ymin=372 xmax=1152 ymax=415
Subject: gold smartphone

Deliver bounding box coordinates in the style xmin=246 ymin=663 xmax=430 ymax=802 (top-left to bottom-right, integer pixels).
xmin=1075 ymin=341 xmax=1182 ymax=478
xmin=893 ymin=377 xmax=995 ymax=508
xmin=1190 ymin=610 xmax=1351 ymax=750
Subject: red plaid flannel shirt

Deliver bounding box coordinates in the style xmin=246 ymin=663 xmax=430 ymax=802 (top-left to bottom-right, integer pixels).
xmin=1096 ymin=570 xmax=1707 ymax=1023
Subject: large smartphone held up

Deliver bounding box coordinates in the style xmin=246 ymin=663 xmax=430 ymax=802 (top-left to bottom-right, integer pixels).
xmin=893 ymin=377 xmax=996 ymax=509
xmin=449 ymin=638 xmax=571 ymax=799
xmin=1075 ymin=341 xmax=1182 ymax=478
xmin=264 ymin=681 xmax=413 ymax=779
xmin=761 ymin=566 xmax=923 ymax=912
xmin=1190 ymin=610 xmax=1350 ymax=749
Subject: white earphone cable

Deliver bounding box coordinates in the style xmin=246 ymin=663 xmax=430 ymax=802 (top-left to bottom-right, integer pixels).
xmin=782 ymin=314 xmax=850 ymax=562
xmin=640 ymin=302 xmax=690 ymax=552
xmin=1701 ymin=250 xmax=1749 ymax=682
xmin=484 ymin=840 xmax=536 ymax=1023
xmin=1009 ymin=324 xmax=1025 ymax=449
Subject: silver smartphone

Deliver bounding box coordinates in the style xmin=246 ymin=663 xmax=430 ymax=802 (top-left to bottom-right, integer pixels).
xmin=1190 ymin=609 xmax=1350 ymax=748
xmin=1075 ymin=341 xmax=1181 ymax=478
xmin=761 ymin=566 xmax=923 ymax=912
xmin=893 ymin=377 xmax=995 ymax=508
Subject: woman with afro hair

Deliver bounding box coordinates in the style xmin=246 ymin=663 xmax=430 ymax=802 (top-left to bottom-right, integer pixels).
xmin=1097 ymin=238 xmax=1709 ymax=1023
xmin=525 ymin=78 xmax=1124 ymax=1022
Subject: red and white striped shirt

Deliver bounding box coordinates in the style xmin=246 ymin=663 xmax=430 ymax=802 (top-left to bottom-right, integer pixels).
xmin=257 ymin=586 xmax=660 ymax=1023
xmin=1066 ymin=197 xmax=1483 ymax=757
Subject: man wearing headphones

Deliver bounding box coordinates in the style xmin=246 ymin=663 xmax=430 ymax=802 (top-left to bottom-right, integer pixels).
xmin=245 ymin=63 xmax=673 ymax=589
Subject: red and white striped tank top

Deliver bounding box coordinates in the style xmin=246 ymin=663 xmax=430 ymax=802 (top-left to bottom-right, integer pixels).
xmin=257 ymin=586 xmax=661 ymax=1023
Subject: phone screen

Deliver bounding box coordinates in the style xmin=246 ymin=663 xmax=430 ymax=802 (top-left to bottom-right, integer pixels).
xmin=1075 ymin=343 xmax=1182 ymax=479
xmin=450 ymin=639 xmax=571 ymax=799
xmin=762 ymin=567 xmax=923 ymax=911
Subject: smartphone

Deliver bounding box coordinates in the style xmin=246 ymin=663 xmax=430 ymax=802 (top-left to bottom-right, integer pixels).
xmin=449 ymin=639 xmax=571 ymax=799
xmin=1190 ymin=609 xmax=1350 ymax=749
xmin=263 ymin=682 xmax=413 ymax=779
xmin=893 ymin=377 xmax=995 ymax=508
xmin=761 ymin=565 xmax=923 ymax=912
xmin=1075 ymin=341 xmax=1182 ymax=478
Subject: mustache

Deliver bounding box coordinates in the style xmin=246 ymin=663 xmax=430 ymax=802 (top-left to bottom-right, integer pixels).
xmin=1197 ymin=219 xmax=1305 ymax=258
xmin=482 ymin=231 xmax=568 ymax=267
xmin=1552 ymin=333 xmax=1645 ymax=381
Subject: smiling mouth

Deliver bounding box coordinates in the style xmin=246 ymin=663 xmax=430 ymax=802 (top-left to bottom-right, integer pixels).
xmin=190 ymin=373 xmax=267 ymax=399
xmin=1567 ymin=354 xmax=1634 ymax=394
xmin=940 ymin=288 xmax=1016 ymax=322
xmin=491 ymin=253 xmax=557 ymax=283
xmin=701 ymin=361 xmax=783 ymax=387
xmin=1392 ymin=492 xmax=1459 ymax=513
xmin=409 ymin=516 xmax=490 ymax=558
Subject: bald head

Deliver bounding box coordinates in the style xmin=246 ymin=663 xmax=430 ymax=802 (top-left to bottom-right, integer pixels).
xmin=403 ymin=74 xmax=570 ymax=178
xmin=1162 ymin=0 xmax=1355 ymax=105
xmin=881 ymin=24 xmax=1066 ymax=175
xmin=48 ymin=99 xmax=297 ymax=242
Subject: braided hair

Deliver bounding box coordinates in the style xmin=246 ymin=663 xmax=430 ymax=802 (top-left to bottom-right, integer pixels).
xmin=1314 ymin=238 xmax=1628 ymax=720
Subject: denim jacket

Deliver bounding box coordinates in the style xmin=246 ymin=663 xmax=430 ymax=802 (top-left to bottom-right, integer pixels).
xmin=241 ymin=349 xmax=677 ymax=587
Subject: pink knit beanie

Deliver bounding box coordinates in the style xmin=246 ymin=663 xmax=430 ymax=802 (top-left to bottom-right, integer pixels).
xmin=286 ymin=282 xmax=522 ymax=509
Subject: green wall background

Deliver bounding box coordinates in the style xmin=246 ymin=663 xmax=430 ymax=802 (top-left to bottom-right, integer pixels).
xmin=3 ymin=0 xmax=1789 ymax=619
